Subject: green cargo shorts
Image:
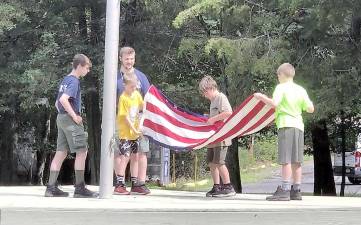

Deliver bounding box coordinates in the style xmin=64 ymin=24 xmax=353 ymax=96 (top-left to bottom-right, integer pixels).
xmin=56 ymin=114 xmax=88 ymax=153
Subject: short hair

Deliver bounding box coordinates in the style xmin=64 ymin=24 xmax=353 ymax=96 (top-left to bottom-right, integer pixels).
xmin=119 ymin=46 xmax=135 ymax=58
xmin=72 ymin=54 xmax=92 ymax=69
xmin=123 ymin=71 xmax=138 ymax=85
xmin=199 ymin=75 xmax=218 ymax=93
xmin=277 ymin=63 xmax=295 ymax=78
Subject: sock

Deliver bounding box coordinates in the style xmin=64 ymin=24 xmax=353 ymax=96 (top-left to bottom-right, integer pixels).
xmin=293 ymin=183 xmax=301 ymax=191
xmin=48 ymin=171 xmax=60 ymax=186
xmin=75 ymin=170 xmax=85 ymax=185
xmin=136 ymin=180 xmax=145 ymax=186
xmin=116 ymin=175 xmax=125 ymax=186
xmin=281 ymin=180 xmax=291 ymax=191
xmin=131 ymin=176 xmax=138 ymax=186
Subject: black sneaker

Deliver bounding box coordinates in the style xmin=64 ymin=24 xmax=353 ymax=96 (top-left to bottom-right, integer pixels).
xmin=290 ymin=186 xmax=302 ymax=200
xmin=74 ymin=182 xmax=99 ymax=198
xmin=206 ymin=185 xmax=221 ymax=197
xmin=44 ymin=185 xmax=69 ymax=197
xmin=266 ymin=186 xmax=290 ymax=201
xmin=212 ymin=184 xmax=236 ymax=197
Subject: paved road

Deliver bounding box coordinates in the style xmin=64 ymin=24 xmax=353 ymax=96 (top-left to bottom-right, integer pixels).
xmin=1 ymin=186 xmax=361 ymax=225
xmin=242 ymin=160 xmax=361 ymax=196
xmin=2 ymin=210 xmax=360 ymax=225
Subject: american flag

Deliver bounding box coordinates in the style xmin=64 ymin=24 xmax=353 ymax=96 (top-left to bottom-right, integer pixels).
xmin=141 ymin=85 xmax=275 ymax=150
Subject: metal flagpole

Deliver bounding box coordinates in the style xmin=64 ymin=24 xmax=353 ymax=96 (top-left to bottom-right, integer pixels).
xmin=99 ymin=0 xmax=120 ymax=199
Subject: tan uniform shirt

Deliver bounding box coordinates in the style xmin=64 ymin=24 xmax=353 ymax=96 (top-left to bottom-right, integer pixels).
xmin=208 ymin=92 xmax=233 ymax=148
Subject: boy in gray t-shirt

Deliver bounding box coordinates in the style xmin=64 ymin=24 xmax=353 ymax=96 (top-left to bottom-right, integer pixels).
xmin=199 ymin=75 xmax=236 ymax=197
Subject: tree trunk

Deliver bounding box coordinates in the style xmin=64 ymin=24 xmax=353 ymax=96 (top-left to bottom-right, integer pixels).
xmin=226 ymin=138 xmax=242 ymax=193
xmin=75 ymin=0 xmax=102 ymax=185
xmin=83 ymin=84 xmax=101 ymax=184
xmin=35 ymin=110 xmax=51 ymax=185
xmin=0 ymin=111 xmax=16 ymax=185
xmin=248 ymin=135 xmax=254 ymax=156
xmin=351 ymin=16 xmax=361 ymax=42
xmin=0 ymin=95 xmax=18 ymax=185
xmin=311 ymin=120 xmax=336 ymax=196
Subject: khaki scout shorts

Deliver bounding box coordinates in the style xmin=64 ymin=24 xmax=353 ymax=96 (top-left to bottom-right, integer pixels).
xmin=56 ymin=114 xmax=88 ymax=153
xmin=278 ymin=127 xmax=304 ymax=164
xmin=207 ymin=146 xmax=228 ymax=165
xmin=138 ymin=136 xmax=150 ymax=153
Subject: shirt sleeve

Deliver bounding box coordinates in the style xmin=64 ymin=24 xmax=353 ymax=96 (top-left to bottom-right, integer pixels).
xmin=272 ymin=85 xmax=283 ymax=106
xmin=138 ymin=92 xmax=144 ymax=109
xmin=64 ymin=79 xmax=79 ymax=98
xmin=220 ymin=94 xmax=232 ymax=113
xmin=117 ymin=96 xmax=129 ymax=118
xmin=136 ymin=70 xmax=151 ymax=96
xmin=301 ymin=90 xmax=313 ymax=111
xmin=116 ymin=73 xmax=124 ymax=101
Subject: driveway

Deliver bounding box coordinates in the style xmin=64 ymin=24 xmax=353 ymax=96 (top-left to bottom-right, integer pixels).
xmin=242 ymin=159 xmax=361 ymax=196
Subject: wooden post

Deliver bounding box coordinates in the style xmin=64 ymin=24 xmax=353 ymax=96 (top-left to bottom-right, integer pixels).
xmin=194 ymin=153 xmax=198 ymax=187
xmin=172 ymin=152 xmax=176 ymax=183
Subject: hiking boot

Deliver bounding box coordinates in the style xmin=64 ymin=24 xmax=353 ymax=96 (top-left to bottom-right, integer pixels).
xmin=266 ymin=186 xmax=290 ymax=201
xmin=290 ymin=186 xmax=302 ymax=200
xmin=212 ymin=184 xmax=236 ymax=197
xmin=73 ymin=182 xmax=99 ymax=198
xmin=130 ymin=184 xmax=151 ymax=195
xmin=114 ymin=184 xmax=130 ymax=195
xmin=44 ymin=184 xmax=69 ymax=197
xmin=206 ymin=185 xmax=221 ymax=197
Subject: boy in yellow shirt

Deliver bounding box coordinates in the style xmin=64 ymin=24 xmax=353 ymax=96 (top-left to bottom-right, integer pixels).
xmin=115 ymin=72 xmax=144 ymax=195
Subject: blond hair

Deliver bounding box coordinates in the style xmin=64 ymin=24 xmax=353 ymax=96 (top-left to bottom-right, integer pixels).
xmin=119 ymin=46 xmax=135 ymax=58
xmin=199 ymin=75 xmax=218 ymax=93
xmin=72 ymin=54 xmax=92 ymax=69
xmin=277 ymin=63 xmax=295 ymax=78
xmin=123 ymin=71 xmax=138 ymax=85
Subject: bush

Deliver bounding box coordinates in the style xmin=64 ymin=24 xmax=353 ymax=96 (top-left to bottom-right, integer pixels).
xmin=253 ymin=136 xmax=278 ymax=162
xmin=171 ymin=148 xmax=208 ymax=180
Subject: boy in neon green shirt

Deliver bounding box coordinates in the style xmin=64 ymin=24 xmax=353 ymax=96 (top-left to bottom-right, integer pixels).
xmin=255 ymin=63 xmax=314 ymax=201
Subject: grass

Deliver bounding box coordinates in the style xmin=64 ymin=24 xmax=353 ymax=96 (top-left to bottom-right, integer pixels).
xmin=153 ymin=136 xmax=315 ymax=191
xmin=143 ymin=178 xmax=213 ymax=192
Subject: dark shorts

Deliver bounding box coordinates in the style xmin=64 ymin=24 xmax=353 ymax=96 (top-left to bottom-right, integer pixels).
xmin=118 ymin=139 xmax=139 ymax=157
xmin=207 ymin=146 xmax=228 ymax=165
xmin=278 ymin=127 xmax=304 ymax=164
xmin=56 ymin=114 xmax=88 ymax=153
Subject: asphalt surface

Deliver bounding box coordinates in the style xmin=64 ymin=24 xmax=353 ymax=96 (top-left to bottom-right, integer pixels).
xmin=242 ymin=160 xmax=361 ymax=196
xmin=1 ymin=186 xmax=361 ymax=225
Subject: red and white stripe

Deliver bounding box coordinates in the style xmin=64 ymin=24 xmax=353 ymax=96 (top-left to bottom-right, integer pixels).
xmin=141 ymin=85 xmax=275 ymax=150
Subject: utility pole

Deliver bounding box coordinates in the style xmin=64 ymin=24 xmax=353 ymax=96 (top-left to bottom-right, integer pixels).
xmin=99 ymin=0 xmax=120 ymax=199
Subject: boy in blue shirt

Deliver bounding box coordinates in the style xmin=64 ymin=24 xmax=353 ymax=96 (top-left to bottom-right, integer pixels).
xmin=45 ymin=54 xmax=98 ymax=198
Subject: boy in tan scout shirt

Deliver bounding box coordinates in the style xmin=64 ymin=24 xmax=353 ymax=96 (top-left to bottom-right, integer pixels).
xmin=199 ymin=75 xmax=236 ymax=197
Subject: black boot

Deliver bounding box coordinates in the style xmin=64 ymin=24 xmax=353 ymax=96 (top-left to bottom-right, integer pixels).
xmin=266 ymin=186 xmax=290 ymax=201
xmin=45 ymin=184 xmax=69 ymax=197
xmin=74 ymin=182 xmax=99 ymax=198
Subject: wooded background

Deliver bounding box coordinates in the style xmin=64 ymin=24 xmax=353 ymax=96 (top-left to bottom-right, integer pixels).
xmin=1 ymin=0 xmax=361 ymax=196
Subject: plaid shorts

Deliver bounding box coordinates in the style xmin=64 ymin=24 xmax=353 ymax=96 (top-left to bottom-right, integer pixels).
xmin=118 ymin=139 xmax=139 ymax=157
